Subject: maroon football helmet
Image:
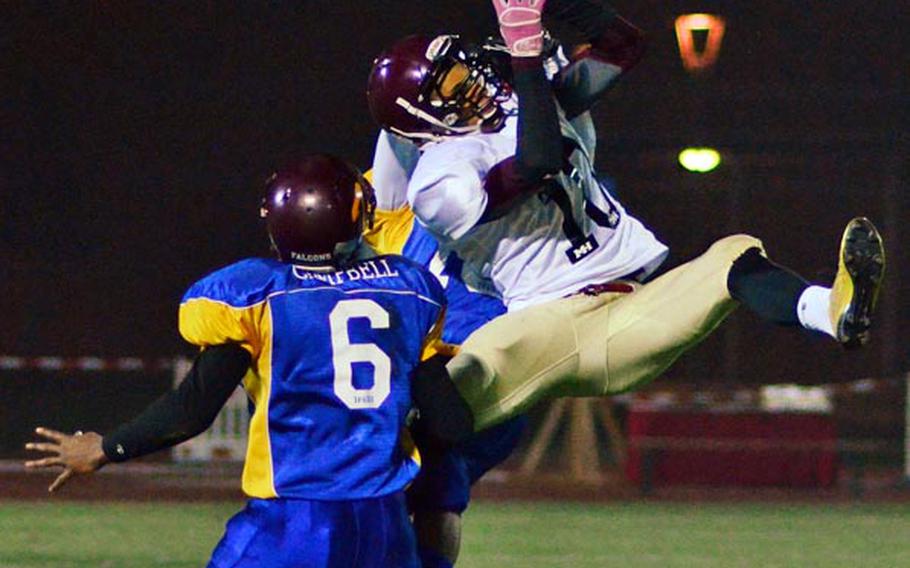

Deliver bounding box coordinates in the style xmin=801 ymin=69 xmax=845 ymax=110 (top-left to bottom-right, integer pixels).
xmin=366 ymin=34 xmax=512 ymax=142
xmin=260 ymin=154 xmax=375 ymax=267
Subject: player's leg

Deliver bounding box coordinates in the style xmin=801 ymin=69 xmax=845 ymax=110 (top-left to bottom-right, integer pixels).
xmin=602 ymin=234 xmax=762 ymax=393
xmin=451 ymin=220 xmax=885 ymax=428
xmin=207 ymin=498 xmax=345 ymax=567
xmin=359 ymin=492 xmax=421 ymax=568
xmin=406 ymin=446 xmax=469 ymax=568
xmin=449 ymin=234 xmax=761 ymax=427
xmin=208 ymin=499 xmax=340 ymax=567
xmin=407 ymin=416 xmax=528 ymax=567
xmin=207 ymin=495 xmax=419 ymax=568
xmin=728 ymin=217 xmax=885 ymax=347
xmin=595 ymin=218 xmax=883 ymax=391
xmin=413 ymin=512 xmax=461 ymax=568
xmin=207 ymin=500 xmax=270 ymax=567
xmin=450 ymin=286 xmax=627 ymax=429
xmin=456 ymin=219 xmax=884 ymax=429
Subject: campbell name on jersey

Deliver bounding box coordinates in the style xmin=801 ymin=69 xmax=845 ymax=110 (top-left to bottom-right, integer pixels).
xmin=179 ymin=254 xmax=445 ymax=500
xmin=407 ymin=108 xmax=669 ymax=312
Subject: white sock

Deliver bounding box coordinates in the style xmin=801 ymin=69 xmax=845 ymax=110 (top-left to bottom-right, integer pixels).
xmin=797 ymin=285 xmax=835 ymax=338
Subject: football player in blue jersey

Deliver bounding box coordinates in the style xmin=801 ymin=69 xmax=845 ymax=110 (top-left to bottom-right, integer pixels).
xmin=25 ymin=154 xmax=474 ymax=568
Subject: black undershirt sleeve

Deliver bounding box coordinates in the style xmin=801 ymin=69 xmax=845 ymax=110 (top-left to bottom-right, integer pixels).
xmin=546 ymin=1 xmax=646 ymax=119
xmin=101 ymin=343 xmax=251 ymax=462
xmin=482 ymin=57 xmax=562 ymax=220
xmin=409 ymin=355 xmax=474 ymax=447
xmin=512 ymin=57 xmax=563 ymax=181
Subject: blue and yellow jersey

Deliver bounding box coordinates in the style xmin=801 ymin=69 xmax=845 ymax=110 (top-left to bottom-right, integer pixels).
xmin=366 ymin=210 xmax=504 ymax=344
xmin=179 ymin=255 xmax=445 ymax=500
xmin=364 ymin=153 xmax=506 ymax=345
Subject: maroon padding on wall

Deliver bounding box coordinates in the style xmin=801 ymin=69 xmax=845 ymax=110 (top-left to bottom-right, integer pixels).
xmin=625 ymin=408 xmax=837 ymax=488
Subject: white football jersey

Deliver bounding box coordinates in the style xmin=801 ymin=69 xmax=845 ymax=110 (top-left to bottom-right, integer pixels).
xmin=405 ymin=110 xmax=668 ymax=312
xmin=371 ymin=129 xmax=419 ymax=210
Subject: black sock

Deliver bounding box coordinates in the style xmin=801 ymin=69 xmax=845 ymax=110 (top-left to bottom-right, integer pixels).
xmin=727 ymin=248 xmax=809 ymax=326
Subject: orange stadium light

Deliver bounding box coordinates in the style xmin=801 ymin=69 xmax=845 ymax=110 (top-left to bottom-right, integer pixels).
xmin=675 ymin=13 xmax=726 ymax=73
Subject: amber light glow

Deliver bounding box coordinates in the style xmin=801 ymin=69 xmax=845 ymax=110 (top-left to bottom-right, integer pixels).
xmin=675 ymin=13 xmax=726 ymax=72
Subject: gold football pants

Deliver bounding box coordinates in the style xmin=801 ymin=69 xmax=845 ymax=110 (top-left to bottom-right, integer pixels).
xmin=450 ymin=234 xmax=764 ymax=430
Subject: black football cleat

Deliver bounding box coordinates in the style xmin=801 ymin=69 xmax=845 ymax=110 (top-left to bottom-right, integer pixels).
xmin=828 ymin=217 xmax=885 ymax=349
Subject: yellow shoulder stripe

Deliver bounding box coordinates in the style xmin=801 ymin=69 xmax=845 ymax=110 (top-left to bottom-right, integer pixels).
xmin=365 ymin=206 xmax=415 ymax=256
xmin=178 ymin=298 xmax=264 ymax=358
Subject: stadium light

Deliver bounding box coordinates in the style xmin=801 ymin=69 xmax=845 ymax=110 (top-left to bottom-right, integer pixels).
xmin=675 ymin=14 xmax=726 ymax=73
xmin=678 ymin=147 xmax=721 ymax=173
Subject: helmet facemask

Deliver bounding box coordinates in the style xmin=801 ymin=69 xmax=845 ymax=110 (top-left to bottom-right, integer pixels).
xmin=394 ymin=35 xmax=512 ymax=141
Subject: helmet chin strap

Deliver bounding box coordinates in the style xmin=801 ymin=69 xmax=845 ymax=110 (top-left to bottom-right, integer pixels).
xmin=388 ymin=127 xmax=446 ymax=143
xmin=394 ymin=97 xmax=482 ymax=140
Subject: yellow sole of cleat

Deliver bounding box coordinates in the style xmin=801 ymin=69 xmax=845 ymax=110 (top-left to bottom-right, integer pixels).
xmin=832 ymin=217 xmax=885 ymax=349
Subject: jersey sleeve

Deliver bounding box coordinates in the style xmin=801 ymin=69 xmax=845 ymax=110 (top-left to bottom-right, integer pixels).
xmin=407 ymin=141 xmax=490 ymax=242
xmin=363 ymin=204 xmax=416 ymax=257
xmin=178 ymin=260 xmax=272 ymax=358
xmin=362 ymin=163 xmax=416 ymax=257
xmin=371 ymin=130 xmax=420 ymax=210
xmin=363 ymin=131 xmax=423 ymax=256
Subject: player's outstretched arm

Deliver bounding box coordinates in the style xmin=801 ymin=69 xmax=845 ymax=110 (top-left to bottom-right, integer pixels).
xmin=547 ymin=0 xmax=646 ymax=118
xmin=24 ymin=343 xmax=250 ymax=492
xmin=493 ymin=0 xmax=561 ymax=179
xmin=482 ymin=0 xmax=563 ymax=222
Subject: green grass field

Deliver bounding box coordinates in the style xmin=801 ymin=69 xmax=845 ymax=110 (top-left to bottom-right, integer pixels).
xmin=1 ymin=500 xmax=908 ymax=567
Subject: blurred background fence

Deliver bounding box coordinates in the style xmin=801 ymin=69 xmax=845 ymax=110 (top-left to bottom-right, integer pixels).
xmin=4 ymin=355 xmax=906 ymax=494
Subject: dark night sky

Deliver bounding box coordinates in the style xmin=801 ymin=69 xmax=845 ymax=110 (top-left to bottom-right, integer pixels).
xmin=2 ymin=1 xmax=908 ymax=385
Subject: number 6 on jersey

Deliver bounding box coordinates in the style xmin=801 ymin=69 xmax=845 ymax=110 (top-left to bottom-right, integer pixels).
xmin=330 ymin=299 xmax=392 ymax=409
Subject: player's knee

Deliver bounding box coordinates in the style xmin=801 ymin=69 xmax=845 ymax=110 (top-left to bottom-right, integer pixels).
xmin=708 ymin=234 xmax=765 ymax=264
xmin=446 ymin=353 xmax=494 ymax=410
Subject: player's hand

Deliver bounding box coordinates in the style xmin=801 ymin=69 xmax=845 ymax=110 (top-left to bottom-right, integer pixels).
xmin=24 ymin=427 xmax=109 ymax=492
xmin=492 ymin=0 xmax=548 ymax=57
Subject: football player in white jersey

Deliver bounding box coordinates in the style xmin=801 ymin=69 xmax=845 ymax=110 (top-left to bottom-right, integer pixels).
xmin=369 ymin=1 xmax=884 ymax=565
xmin=369 ymin=29 xmax=667 ymax=312
xmin=367 ymin=4 xmax=656 ymax=565
xmin=367 ymin=0 xmax=885 ymax=428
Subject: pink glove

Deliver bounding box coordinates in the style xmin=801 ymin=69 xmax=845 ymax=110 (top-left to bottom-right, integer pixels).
xmin=491 ymin=0 xmax=547 ymax=57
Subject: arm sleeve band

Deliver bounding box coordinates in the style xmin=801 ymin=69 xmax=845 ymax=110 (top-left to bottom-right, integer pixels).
xmin=101 ymin=343 xmax=251 ymax=462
